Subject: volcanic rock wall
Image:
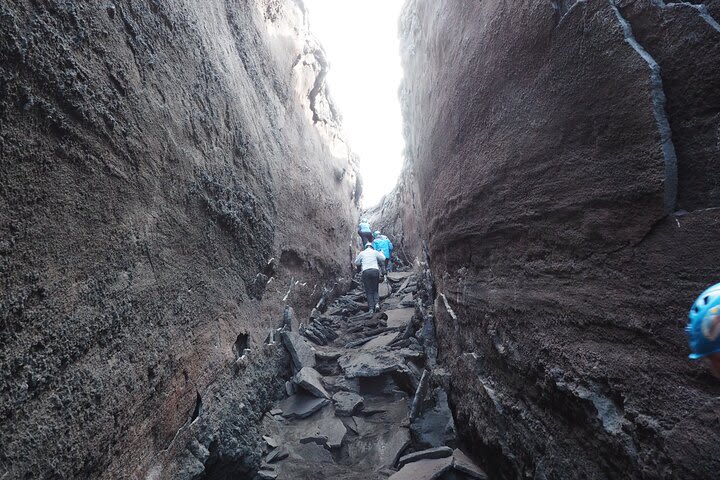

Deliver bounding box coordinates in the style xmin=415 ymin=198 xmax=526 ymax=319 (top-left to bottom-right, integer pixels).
xmin=0 ymin=0 xmax=359 ymax=478
xmin=399 ymin=0 xmax=720 ymax=478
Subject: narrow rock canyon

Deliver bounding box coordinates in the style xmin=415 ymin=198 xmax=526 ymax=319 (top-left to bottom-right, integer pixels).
xmin=2 ymin=0 xmax=720 ymax=479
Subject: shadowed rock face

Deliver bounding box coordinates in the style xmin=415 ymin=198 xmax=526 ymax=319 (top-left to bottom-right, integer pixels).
xmin=0 ymin=0 xmax=358 ymax=478
xmin=399 ymin=0 xmax=720 ymax=478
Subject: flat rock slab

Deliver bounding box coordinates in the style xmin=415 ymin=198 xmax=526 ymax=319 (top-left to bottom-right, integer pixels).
xmin=398 ymin=446 xmax=453 ymax=468
xmin=452 ymin=449 xmax=488 ymax=479
xmin=315 ymin=350 xmax=342 ymax=361
xmin=385 ymin=308 xmax=415 ymax=329
xmin=294 ymin=367 xmax=330 ymax=399
xmin=348 ymin=424 xmax=411 ymax=468
xmin=280 ymin=331 xmax=316 ymax=370
xmin=332 ymin=391 xmax=364 ymax=416
xmin=262 ymin=435 xmax=279 ymax=448
xmin=379 ymin=282 xmax=392 ymax=299
xmin=387 ymin=271 xmax=415 ymax=282
xmin=257 ymin=470 xmax=278 ymax=480
xmin=265 ymin=446 xmax=289 ymax=463
xmin=289 ymin=442 xmax=334 ymax=464
xmin=389 ymin=455 xmax=453 ymax=480
xmin=278 ymin=393 xmax=329 ymax=419
xmin=362 ymin=331 xmax=400 ymax=350
xmin=338 ymin=350 xmax=406 ymax=378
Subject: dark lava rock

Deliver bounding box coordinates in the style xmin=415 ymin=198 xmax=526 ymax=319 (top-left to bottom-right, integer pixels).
xmin=331 ymin=391 xmax=364 ymax=416
xmin=281 ymin=331 xmax=317 ymax=371
xmin=293 ymin=366 xmax=330 ymax=399
xmin=278 ymin=394 xmax=329 ymax=420
xmin=398 ymin=446 xmax=453 ymax=468
xmin=388 ymin=455 xmax=453 ymax=480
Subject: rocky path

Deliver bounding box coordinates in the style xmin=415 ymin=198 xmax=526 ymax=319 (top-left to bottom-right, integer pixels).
xmin=254 ymin=269 xmax=488 ymax=480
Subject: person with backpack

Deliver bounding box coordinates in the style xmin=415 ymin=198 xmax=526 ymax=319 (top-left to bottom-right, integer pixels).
xmin=354 ymin=242 xmax=386 ymax=313
xmin=358 ymin=218 xmax=373 ymax=247
xmin=687 ymin=283 xmax=720 ymax=378
xmin=372 ymin=230 xmax=394 ymax=272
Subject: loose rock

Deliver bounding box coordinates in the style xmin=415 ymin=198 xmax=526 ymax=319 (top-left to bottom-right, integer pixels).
xmin=280 ymin=331 xmax=316 ymax=371
xmin=293 ymin=367 xmax=331 ymax=399
xmin=452 ymin=449 xmax=488 ymax=479
xmin=397 ymin=446 xmax=453 ymax=468
xmin=388 ymin=455 xmax=453 ymax=480
xmin=332 ymin=391 xmax=364 ymax=416
xmin=278 ymin=393 xmax=329 ymax=419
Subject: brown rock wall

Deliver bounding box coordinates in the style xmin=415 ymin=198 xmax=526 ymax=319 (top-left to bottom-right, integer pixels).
xmin=400 ymin=0 xmax=720 ymax=478
xmin=0 ymin=0 xmax=358 ymax=478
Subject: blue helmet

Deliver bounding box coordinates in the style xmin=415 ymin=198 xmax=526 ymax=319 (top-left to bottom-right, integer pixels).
xmin=687 ymin=283 xmax=720 ymax=359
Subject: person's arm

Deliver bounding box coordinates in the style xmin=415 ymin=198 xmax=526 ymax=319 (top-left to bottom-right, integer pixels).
xmin=377 ymin=251 xmax=386 ymax=262
xmin=355 ymin=252 xmax=363 ymax=266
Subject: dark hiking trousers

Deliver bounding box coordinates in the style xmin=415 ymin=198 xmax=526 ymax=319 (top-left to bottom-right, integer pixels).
xmin=361 ymin=268 xmax=381 ymax=310
xmin=359 ymin=230 xmax=374 ymax=247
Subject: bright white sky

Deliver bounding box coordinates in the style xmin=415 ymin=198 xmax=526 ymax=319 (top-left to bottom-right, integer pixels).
xmin=303 ymin=0 xmax=406 ymax=208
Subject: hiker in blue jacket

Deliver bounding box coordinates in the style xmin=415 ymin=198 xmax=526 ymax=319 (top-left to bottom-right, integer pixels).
xmin=372 ymin=230 xmax=393 ymax=272
xmin=358 ymin=218 xmax=373 ymax=247
xmin=687 ymin=283 xmax=720 ymax=378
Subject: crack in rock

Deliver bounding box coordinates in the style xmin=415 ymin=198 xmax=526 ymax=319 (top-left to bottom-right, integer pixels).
xmin=610 ymin=0 xmax=679 ymax=213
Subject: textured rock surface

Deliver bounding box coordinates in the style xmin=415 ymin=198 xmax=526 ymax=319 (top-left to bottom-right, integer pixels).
xmin=399 ymin=0 xmax=720 ymax=478
xmin=0 ymin=0 xmax=359 ymax=478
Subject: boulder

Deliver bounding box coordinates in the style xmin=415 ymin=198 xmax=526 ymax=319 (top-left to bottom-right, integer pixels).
xmin=332 ymin=391 xmax=364 ymax=416
xmin=362 ymin=331 xmax=400 ymax=350
xmin=452 ymin=449 xmax=488 ymax=479
xmin=388 ymin=455 xmax=453 ymax=480
xmin=397 ymin=446 xmax=453 ymax=468
xmin=293 ymin=367 xmax=330 ymax=399
xmin=338 ymin=350 xmax=407 ymax=378
xmin=280 ymin=331 xmax=316 ymax=371
xmin=278 ymin=393 xmax=329 ymax=419
xmin=385 ymin=308 xmax=415 ymax=329
xmin=387 ymin=272 xmax=415 ymax=282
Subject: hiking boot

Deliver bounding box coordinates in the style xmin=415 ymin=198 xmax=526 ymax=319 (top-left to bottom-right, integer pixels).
xmin=374 ymin=303 xmax=380 ymax=312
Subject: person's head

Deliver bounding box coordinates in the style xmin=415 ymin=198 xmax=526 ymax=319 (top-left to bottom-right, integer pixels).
xmin=373 ymin=230 xmax=381 ymax=238
xmin=687 ymin=283 xmax=720 ymax=377
xmin=365 ymin=242 xmax=373 ymax=249
xmin=360 ymin=217 xmax=368 ymax=224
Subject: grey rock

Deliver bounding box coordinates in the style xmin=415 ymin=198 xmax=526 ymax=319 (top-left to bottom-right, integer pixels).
xmin=382 ymin=427 xmax=412 ymax=467
xmin=388 ymin=456 xmax=453 ymax=480
xmin=387 ymin=272 xmax=415 ymax=282
xmin=398 ymin=446 xmax=453 ymax=468
xmin=411 ymin=389 xmax=456 ymax=449
xmin=285 ymin=380 xmax=296 ymax=396
xmin=278 ymin=393 xmax=329 ymax=419
xmin=452 ymin=449 xmax=488 ymax=479
xmin=265 ymin=446 xmax=289 ymax=463
xmin=332 ymin=391 xmax=364 ymax=416
xmin=379 ymin=282 xmax=392 ymax=299
xmin=262 ymin=435 xmax=279 ymax=448
xmin=290 ymin=442 xmax=335 ymax=464
xmin=315 ymin=350 xmax=342 ymax=361
xmin=257 ymin=469 xmax=278 ymax=480
xmin=338 ymin=350 xmax=407 ymax=378
xmin=385 ymin=308 xmax=415 ymax=329
xmin=280 ymin=331 xmax=316 ymax=370
xmin=362 ymin=331 xmax=401 ymax=350
xmin=293 ymin=366 xmax=330 ymax=399
xmin=299 ymin=434 xmax=328 ymax=445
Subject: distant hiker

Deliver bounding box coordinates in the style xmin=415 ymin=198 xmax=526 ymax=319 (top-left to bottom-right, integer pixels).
xmin=358 ymin=218 xmax=374 ymax=247
xmin=373 ymin=230 xmax=394 ymax=272
xmin=355 ymin=242 xmax=386 ymax=313
xmin=687 ymin=283 xmax=720 ymax=378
